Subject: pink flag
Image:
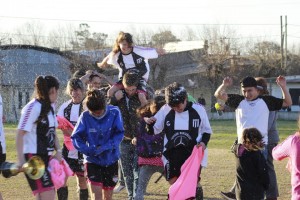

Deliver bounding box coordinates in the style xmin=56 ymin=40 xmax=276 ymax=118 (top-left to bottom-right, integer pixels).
xmin=168 ymin=146 xmax=204 ymax=200
xmin=48 ymin=158 xmax=74 ymax=189
xmin=56 ymin=116 xmax=75 ymax=151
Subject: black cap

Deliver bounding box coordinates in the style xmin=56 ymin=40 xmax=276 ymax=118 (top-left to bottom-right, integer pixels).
xmin=240 ymin=76 xmax=257 ymax=88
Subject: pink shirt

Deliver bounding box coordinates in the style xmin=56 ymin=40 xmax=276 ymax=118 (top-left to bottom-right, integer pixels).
xmin=272 ymin=132 xmax=300 ymax=200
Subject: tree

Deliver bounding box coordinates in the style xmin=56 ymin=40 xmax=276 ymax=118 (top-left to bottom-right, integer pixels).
xmin=71 ymin=23 xmax=108 ymax=50
xmin=195 ymin=25 xmax=241 ymax=111
xmin=151 ymin=30 xmax=180 ymax=48
xmin=14 ymin=21 xmax=46 ymax=46
xmin=246 ymin=41 xmax=284 ymax=77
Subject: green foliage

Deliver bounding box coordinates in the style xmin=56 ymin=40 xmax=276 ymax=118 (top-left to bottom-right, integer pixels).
xmin=151 ymin=30 xmax=180 ymax=48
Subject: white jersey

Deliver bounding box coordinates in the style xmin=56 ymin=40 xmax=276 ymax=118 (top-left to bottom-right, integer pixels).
xmin=0 ymin=94 xmax=6 ymax=153
xmin=18 ymin=99 xmax=58 ymax=155
xmin=107 ymin=46 xmax=158 ymax=81
xmin=57 ymin=99 xmax=83 ymax=159
xmin=154 ymin=103 xmax=212 ymax=167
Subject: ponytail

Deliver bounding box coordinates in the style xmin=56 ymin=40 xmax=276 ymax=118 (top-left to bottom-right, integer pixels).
xmin=34 ymin=76 xmax=59 ymax=123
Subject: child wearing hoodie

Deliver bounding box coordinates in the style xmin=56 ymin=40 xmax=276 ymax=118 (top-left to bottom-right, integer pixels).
xmin=71 ymin=89 xmax=124 ymax=200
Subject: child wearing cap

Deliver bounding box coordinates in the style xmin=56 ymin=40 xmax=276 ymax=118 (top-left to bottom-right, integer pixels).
xmin=151 ymin=82 xmax=212 ymax=199
xmin=215 ymin=75 xmax=292 ymax=199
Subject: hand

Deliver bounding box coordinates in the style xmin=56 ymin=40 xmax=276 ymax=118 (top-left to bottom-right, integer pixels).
xmin=54 ymin=150 xmax=63 ymax=162
xmin=276 ymin=75 xmax=287 ymax=88
xmin=223 ymin=77 xmax=233 ymax=87
xmin=196 ymin=142 xmax=206 ymax=150
xmin=131 ymin=137 xmax=137 ymax=145
xmin=114 ymin=90 xmax=124 ymax=101
xmin=144 ymin=117 xmax=156 ymax=124
xmin=156 ymin=48 xmax=166 ymax=55
xmin=62 ymin=129 xmax=73 ymax=136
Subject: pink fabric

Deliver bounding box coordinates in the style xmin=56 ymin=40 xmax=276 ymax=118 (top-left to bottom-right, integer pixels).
xmin=138 ymin=156 xmax=164 ymax=166
xmin=272 ymin=132 xmax=300 ymax=200
xmin=168 ymin=146 xmax=204 ymax=200
xmin=56 ymin=116 xmax=75 ymax=151
xmin=48 ymin=158 xmax=74 ymax=189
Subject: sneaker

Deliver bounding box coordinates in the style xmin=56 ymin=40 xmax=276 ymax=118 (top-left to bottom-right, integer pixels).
xmin=195 ymin=186 xmax=203 ymax=200
xmin=113 ymin=183 xmax=125 ymax=193
xmin=220 ymin=191 xmax=236 ymax=200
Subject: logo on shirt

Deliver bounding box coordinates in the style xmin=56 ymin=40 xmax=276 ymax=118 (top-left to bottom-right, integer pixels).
xmin=166 ymin=121 xmax=171 ymax=126
xmin=89 ymin=128 xmax=97 ymax=133
xmin=136 ymin=58 xmax=143 ymax=64
xmin=193 ymin=119 xmax=200 ymax=128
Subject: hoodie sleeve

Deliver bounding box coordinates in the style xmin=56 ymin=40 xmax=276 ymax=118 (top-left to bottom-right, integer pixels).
xmin=272 ymin=134 xmax=293 ymax=161
xmin=71 ymin=113 xmax=95 ymax=156
xmin=98 ymin=108 xmax=124 ymax=152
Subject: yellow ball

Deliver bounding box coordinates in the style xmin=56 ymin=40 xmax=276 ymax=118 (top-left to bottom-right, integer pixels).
xmin=215 ymin=103 xmax=222 ymax=110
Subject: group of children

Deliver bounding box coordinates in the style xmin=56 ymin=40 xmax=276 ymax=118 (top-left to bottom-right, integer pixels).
xmin=0 ymin=31 xmax=300 ymax=200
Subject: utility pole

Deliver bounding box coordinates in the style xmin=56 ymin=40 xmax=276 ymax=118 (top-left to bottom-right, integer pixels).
xmin=280 ymin=16 xmax=284 ymax=69
xmin=285 ymin=15 xmax=287 ymax=69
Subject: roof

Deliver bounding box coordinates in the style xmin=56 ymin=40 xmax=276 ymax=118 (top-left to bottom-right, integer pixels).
xmin=0 ymin=45 xmax=72 ymax=86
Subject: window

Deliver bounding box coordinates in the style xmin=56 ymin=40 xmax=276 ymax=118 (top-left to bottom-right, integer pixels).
xmin=289 ymin=88 xmax=300 ymax=105
xmin=18 ymin=92 xmax=22 ymax=109
xmin=25 ymin=92 xmax=30 ymax=104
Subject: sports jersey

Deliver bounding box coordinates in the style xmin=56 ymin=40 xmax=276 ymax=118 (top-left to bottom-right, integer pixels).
xmin=71 ymin=105 xmax=124 ymax=166
xmin=57 ymin=99 xmax=83 ymax=159
xmin=0 ymin=94 xmax=6 ymax=153
xmin=226 ymin=94 xmax=283 ymax=145
xmin=107 ymin=46 xmax=158 ymax=81
xmin=18 ymin=99 xmax=58 ymax=155
xmin=154 ymin=102 xmax=212 ymax=167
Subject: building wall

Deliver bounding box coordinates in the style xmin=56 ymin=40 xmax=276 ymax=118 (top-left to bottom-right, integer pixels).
xmin=269 ymin=82 xmax=300 ymax=112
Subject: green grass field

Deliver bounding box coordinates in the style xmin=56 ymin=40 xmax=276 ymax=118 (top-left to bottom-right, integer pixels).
xmin=0 ymin=120 xmax=297 ymax=199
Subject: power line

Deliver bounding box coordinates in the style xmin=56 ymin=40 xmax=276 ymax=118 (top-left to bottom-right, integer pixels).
xmin=0 ymin=15 xmax=281 ymax=26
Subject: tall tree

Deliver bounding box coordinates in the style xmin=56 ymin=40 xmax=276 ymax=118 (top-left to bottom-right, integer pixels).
xmin=14 ymin=21 xmax=46 ymax=46
xmin=246 ymin=41 xmax=284 ymax=77
xmin=151 ymin=30 xmax=180 ymax=48
xmin=71 ymin=23 xmax=108 ymax=50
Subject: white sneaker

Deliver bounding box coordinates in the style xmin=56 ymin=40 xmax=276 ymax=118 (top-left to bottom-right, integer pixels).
xmin=113 ymin=183 xmax=126 ymax=193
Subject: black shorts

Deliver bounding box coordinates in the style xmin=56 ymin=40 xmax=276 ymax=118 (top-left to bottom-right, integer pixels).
xmin=24 ymin=154 xmax=54 ymax=195
xmin=86 ymin=162 xmax=118 ymax=190
xmin=164 ymin=147 xmax=192 ymax=181
xmin=62 ymin=144 xmax=85 ymax=176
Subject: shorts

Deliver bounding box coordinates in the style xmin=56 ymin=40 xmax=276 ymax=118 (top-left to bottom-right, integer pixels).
xmin=164 ymin=147 xmax=192 ymax=181
xmin=62 ymin=144 xmax=85 ymax=176
xmin=24 ymin=153 xmax=54 ymax=195
xmin=86 ymin=162 xmax=118 ymax=190
xmin=114 ymin=79 xmax=147 ymax=94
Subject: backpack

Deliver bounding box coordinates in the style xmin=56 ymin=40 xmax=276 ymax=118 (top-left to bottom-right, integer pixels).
xmin=137 ymin=121 xmax=164 ymax=158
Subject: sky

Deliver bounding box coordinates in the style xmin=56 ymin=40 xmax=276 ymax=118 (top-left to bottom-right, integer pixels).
xmin=0 ymin=0 xmax=300 ymax=46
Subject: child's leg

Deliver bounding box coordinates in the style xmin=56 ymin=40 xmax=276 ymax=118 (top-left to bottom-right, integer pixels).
xmin=103 ymin=189 xmax=113 ymax=200
xmin=90 ymin=184 xmax=103 ymax=200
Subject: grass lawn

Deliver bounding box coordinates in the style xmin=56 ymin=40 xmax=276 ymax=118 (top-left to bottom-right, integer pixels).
xmin=0 ymin=120 xmax=297 ymax=199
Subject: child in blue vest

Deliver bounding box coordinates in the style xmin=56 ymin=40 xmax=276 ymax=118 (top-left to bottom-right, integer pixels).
xmin=135 ymin=96 xmax=166 ymax=200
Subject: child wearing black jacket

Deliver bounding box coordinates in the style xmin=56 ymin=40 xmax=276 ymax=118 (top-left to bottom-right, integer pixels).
xmin=233 ymin=128 xmax=269 ymax=200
